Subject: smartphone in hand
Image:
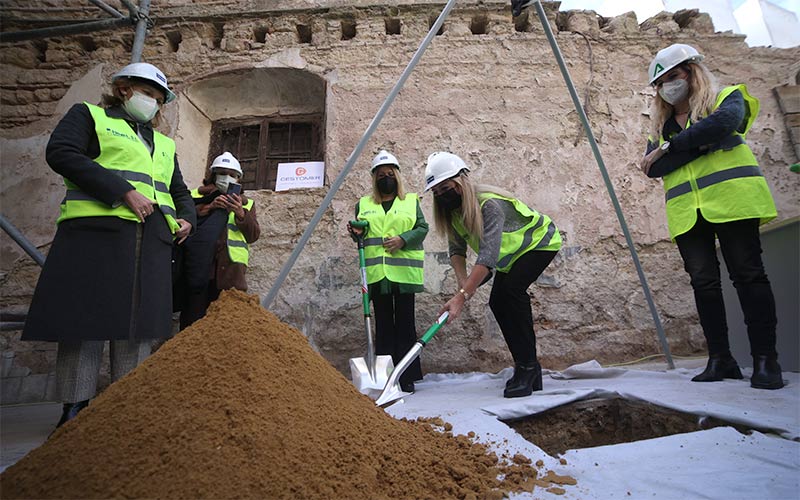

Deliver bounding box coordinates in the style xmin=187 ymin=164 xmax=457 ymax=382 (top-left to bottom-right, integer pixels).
xmin=227 ymin=183 xmax=242 ymax=196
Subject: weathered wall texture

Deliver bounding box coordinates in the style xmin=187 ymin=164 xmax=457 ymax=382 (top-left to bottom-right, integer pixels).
xmin=1 ymin=1 xmax=798 ymax=403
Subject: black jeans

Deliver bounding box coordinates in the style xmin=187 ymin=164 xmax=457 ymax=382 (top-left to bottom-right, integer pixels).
xmin=489 ymin=250 xmax=558 ymax=365
xmin=373 ymin=292 xmax=422 ymax=385
xmin=676 ymin=213 xmax=777 ymax=356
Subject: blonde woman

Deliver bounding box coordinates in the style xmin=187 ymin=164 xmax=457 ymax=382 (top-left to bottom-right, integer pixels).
xmin=424 ymin=152 xmax=561 ymax=398
xmin=641 ymin=44 xmax=782 ymax=389
xmin=347 ymin=150 xmax=428 ymax=393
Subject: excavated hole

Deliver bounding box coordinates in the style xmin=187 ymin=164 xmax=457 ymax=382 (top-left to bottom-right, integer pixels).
xmin=504 ymin=398 xmax=755 ymax=457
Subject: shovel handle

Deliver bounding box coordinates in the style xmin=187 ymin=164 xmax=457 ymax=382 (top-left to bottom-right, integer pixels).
xmin=420 ymin=312 xmax=448 ymax=345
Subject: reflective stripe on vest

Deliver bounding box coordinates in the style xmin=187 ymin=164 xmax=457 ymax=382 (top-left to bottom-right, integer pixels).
xmin=658 ymin=85 xmax=776 ymax=239
xmin=190 ymin=189 xmax=253 ymax=266
xmin=227 ymin=198 xmax=254 ymax=266
xmin=452 ymin=193 xmax=561 ymax=273
xmin=357 ymin=194 xmax=424 ymax=286
xmin=58 ymin=103 xmax=180 ymax=233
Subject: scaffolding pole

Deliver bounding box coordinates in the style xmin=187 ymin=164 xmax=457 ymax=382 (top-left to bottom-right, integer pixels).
xmin=528 ymin=0 xmax=674 ymax=368
xmin=130 ymin=0 xmax=151 ymax=63
xmin=0 ymin=16 xmax=133 ymax=43
xmin=261 ymin=0 xmax=459 ymax=309
xmin=0 ymin=215 xmax=45 ymax=267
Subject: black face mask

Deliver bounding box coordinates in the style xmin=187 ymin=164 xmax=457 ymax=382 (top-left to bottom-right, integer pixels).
xmin=377 ymin=176 xmax=397 ymax=195
xmin=435 ymin=187 xmax=462 ymax=211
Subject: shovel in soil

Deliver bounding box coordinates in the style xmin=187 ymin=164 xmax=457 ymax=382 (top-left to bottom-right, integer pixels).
xmin=348 ymin=220 xmax=395 ymax=394
xmin=375 ymin=311 xmax=449 ymax=407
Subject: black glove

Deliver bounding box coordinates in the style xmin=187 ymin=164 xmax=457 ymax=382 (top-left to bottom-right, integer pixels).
xmin=511 ymin=0 xmax=529 ymax=17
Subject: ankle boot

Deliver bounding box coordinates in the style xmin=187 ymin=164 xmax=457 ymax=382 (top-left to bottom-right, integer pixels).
xmin=55 ymin=399 xmax=90 ymax=428
xmin=505 ymin=366 xmax=522 ymax=389
xmin=750 ymin=355 xmax=784 ymax=390
xmin=691 ymin=354 xmax=743 ymax=382
xmin=504 ymin=362 xmax=542 ymax=398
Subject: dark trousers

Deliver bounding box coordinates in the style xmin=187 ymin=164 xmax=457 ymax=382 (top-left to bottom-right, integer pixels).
xmin=675 ymin=213 xmax=777 ymax=356
xmin=372 ymin=292 xmax=422 ymax=385
xmin=489 ymin=250 xmax=558 ymax=365
xmin=179 ymin=280 xmax=221 ymax=330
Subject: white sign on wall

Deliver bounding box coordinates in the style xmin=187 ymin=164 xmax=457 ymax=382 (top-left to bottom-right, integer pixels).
xmin=275 ymin=161 xmax=325 ymax=191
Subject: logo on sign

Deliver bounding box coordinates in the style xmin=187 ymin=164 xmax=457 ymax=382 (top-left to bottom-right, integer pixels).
xmin=296 ymin=167 xmax=307 ymax=176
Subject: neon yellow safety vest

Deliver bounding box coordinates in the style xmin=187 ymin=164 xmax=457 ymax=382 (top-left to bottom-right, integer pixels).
xmin=452 ymin=193 xmax=561 ymax=273
xmin=659 ymin=85 xmax=777 ymax=240
xmin=57 ymin=103 xmax=180 ymax=233
xmin=357 ymin=194 xmax=424 ymax=286
xmin=191 ymin=189 xmax=254 ymax=266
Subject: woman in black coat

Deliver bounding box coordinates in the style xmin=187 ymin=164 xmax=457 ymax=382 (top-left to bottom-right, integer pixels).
xmin=22 ymin=62 xmax=196 ymax=428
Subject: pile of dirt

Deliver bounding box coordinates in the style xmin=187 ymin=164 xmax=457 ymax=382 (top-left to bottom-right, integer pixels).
xmin=1 ymin=290 xmax=576 ymax=499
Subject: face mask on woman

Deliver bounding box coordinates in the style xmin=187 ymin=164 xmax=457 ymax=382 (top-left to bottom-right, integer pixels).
xmin=435 ymin=187 xmax=462 ymax=211
xmin=215 ymin=174 xmax=237 ymax=193
xmin=377 ymin=176 xmax=397 ymax=195
xmin=659 ymin=79 xmax=690 ymax=105
xmin=122 ymin=91 xmax=160 ymax=123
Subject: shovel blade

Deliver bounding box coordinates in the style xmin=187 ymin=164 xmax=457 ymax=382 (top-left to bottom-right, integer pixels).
xmin=349 ymin=355 xmax=394 ymax=394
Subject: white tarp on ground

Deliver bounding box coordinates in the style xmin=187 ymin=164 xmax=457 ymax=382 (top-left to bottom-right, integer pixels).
xmin=386 ymin=362 xmax=800 ymax=499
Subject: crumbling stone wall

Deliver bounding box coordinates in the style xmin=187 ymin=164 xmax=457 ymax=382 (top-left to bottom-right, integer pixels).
xmin=1 ymin=1 xmax=798 ymax=403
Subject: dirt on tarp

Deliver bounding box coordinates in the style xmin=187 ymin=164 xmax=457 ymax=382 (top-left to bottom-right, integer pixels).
xmin=1 ymin=290 xmax=576 ymax=499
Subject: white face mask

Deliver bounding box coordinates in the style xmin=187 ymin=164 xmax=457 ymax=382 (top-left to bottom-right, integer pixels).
xmin=215 ymin=174 xmax=237 ymax=193
xmin=122 ymin=91 xmax=159 ymax=123
xmin=659 ymin=79 xmax=690 ymax=105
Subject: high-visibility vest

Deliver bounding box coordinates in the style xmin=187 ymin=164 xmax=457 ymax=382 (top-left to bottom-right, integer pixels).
xmin=357 ymin=194 xmax=424 ymax=286
xmin=659 ymin=85 xmax=777 ymax=239
xmin=57 ymin=102 xmax=180 ymax=233
xmin=191 ymin=189 xmax=254 ymax=266
xmin=452 ymin=192 xmax=561 ymax=273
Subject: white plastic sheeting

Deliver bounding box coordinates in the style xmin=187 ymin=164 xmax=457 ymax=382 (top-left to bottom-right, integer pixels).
xmin=386 ymin=362 xmax=800 ymax=499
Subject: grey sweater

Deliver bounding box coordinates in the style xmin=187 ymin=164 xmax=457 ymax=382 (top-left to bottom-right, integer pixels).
xmin=448 ymin=197 xmax=533 ymax=270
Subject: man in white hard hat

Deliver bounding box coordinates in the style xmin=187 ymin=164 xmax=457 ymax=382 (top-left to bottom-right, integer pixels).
xmin=22 ymin=62 xmax=195 ymax=429
xmin=174 ymin=152 xmax=260 ymax=329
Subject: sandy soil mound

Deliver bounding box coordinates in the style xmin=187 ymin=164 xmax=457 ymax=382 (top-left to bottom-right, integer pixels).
xmin=1 ymin=290 xmax=575 ymax=499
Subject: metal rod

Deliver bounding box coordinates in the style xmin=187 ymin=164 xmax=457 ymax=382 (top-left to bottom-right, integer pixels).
xmin=119 ymin=0 xmax=139 ymax=16
xmin=261 ymin=0 xmax=458 ymax=309
xmin=0 ymin=215 xmax=45 ymax=267
xmin=88 ymin=0 xmax=125 ymax=18
xmin=130 ymin=0 xmax=151 ymax=63
xmin=0 ymin=16 xmax=132 ymax=43
xmin=530 ymin=0 xmax=674 ymax=368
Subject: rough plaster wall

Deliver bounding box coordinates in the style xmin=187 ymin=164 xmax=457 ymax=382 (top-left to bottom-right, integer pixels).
xmin=1 ymin=2 xmax=799 ymax=396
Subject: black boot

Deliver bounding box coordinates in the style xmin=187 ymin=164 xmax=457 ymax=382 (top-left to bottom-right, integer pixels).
xmin=55 ymin=399 xmax=90 ymax=429
xmin=505 ymin=366 xmax=522 ymax=389
xmin=691 ymin=353 xmax=743 ymax=382
xmin=750 ymin=355 xmax=784 ymax=390
xmin=504 ymin=362 xmax=542 ymax=398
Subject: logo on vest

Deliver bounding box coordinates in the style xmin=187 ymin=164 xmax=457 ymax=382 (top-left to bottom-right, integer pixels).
xmin=106 ymin=127 xmax=138 ymax=142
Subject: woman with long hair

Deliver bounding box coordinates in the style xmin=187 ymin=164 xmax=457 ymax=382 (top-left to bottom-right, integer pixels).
xmin=640 ymin=43 xmax=782 ymax=389
xmin=424 ymin=152 xmax=561 ymax=398
xmin=348 ymin=150 xmax=428 ymax=393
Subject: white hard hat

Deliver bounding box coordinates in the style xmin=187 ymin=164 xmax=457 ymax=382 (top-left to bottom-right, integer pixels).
xmin=112 ymin=62 xmax=177 ymax=103
xmin=648 ymin=44 xmax=704 ymax=85
xmin=424 ymin=152 xmax=470 ymax=192
xmin=371 ymin=150 xmax=400 ymax=172
xmin=210 ymin=152 xmax=243 ymax=177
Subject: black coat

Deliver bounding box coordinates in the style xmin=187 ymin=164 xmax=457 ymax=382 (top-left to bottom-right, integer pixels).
xmin=22 ymin=104 xmax=196 ymax=342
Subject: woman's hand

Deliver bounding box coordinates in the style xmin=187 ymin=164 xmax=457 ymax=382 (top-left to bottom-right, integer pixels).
xmin=440 ymin=293 xmax=467 ymax=320
xmin=175 ymin=218 xmax=192 ymax=244
xmin=382 ymin=236 xmax=405 ymax=254
xmin=208 ymin=194 xmax=243 ymax=218
xmin=122 ymin=190 xmax=154 ymax=222
xmin=639 ymin=147 xmax=665 ymax=176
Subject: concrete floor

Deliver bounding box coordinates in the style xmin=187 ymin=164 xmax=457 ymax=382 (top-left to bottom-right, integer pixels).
xmin=0 ymin=402 xmax=61 ymax=473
